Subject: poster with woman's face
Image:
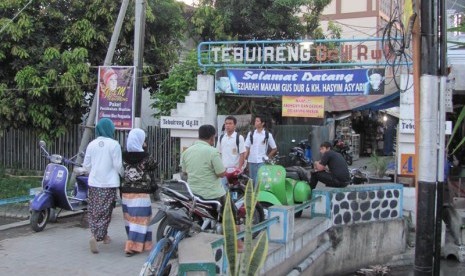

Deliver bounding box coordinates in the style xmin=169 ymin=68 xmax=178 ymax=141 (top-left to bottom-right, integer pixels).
xmin=97 ymin=66 xmax=135 ymax=129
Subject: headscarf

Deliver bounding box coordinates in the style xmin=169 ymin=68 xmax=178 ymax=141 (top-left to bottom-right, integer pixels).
xmin=96 ymin=118 xmax=115 ymax=138
xmin=126 ymin=128 xmax=146 ymax=152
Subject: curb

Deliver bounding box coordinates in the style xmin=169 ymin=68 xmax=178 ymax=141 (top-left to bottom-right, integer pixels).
xmin=0 ymin=210 xmax=85 ymax=232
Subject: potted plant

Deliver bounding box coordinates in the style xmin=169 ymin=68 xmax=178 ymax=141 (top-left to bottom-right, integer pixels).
xmin=368 ymin=151 xmax=393 ymax=182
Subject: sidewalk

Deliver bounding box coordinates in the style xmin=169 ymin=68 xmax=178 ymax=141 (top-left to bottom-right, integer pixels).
xmin=0 ymin=204 xmax=160 ymax=275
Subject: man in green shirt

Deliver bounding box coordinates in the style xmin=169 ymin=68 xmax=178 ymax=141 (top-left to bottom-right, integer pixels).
xmin=181 ymin=124 xmax=226 ymax=200
xmin=181 ymin=124 xmax=243 ymax=251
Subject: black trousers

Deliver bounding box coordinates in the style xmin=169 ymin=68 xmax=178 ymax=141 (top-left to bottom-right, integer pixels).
xmin=310 ymin=171 xmax=349 ymax=189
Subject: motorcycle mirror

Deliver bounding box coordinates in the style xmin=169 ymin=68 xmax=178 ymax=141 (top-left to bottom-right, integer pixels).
xmin=39 ymin=140 xmax=46 ymax=147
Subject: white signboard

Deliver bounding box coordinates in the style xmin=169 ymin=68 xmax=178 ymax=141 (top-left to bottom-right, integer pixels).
xmin=400 ymin=119 xmax=415 ymax=134
xmin=160 ymin=116 xmax=203 ymax=129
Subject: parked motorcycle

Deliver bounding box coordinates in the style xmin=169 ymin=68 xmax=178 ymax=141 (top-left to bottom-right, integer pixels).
xmin=289 ymin=139 xmax=313 ymax=168
xmin=333 ymin=139 xmax=353 ymax=165
xmin=350 ymin=166 xmax=369 ymax=185
xmin=154 ymin=179 xmax=265 ymax=242
xmin=29 ymin=141 xmax=89 ymax=232
xmin=257 ymin=156 xmax=312 ymax=218
xmin=224 ymin=167 xmax=250 ymax=202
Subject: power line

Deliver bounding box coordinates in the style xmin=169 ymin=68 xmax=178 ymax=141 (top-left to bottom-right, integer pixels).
xmin=0 ymin=0 xmax=33 ymax=34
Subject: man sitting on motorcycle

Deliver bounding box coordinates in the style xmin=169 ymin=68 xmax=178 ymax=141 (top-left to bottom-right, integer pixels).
xmin=181 ymin=124 xmax=243 ymax=251
xmin=310 ymin=141 xmax=351 ymax=189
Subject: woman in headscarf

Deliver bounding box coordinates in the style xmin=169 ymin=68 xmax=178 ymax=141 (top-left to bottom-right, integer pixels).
xmin=121 ymin=128 xmax=157 ymax=256
xmin=83 ymin=118 xmax=123 ymax=254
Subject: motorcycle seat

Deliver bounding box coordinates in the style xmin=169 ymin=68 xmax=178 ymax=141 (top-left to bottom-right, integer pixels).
xmin=285 ymin=166 xmax=311 ymax=183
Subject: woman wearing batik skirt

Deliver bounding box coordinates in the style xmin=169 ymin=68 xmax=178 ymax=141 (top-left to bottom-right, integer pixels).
xmin=121 ymin=128 xmax=157 ymax=256
xmin=83 ymin=118 xmax=123 ymax=254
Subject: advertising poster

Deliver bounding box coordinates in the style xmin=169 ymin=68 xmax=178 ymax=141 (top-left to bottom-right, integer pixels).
xmin=97 ymin=66 xmax=135 ymax=129
xmin=282 ymin=96 xmax=325 ymax=118
xmin=215 ymin=68 xmax=385 ymax=96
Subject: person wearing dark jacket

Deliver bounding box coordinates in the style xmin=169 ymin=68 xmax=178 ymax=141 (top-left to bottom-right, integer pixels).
xmin=121 ymin=128 xmax=157 ymax=257
xmin=310 ymin=141 xmax=351 ymax=189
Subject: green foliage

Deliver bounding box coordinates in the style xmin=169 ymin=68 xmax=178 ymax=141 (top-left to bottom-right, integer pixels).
xmin=0 ymin=0 xmax=185 ymax=140
xmin=195 ymin=0 xmax=311 ymax=40
xmin=0 ymin=175 xmax=41 ymax=199
xmin=223 ymin=180 xmax=268 ymax=276
xmin=151 ymin=51 xmax=215 ymax=117
xmin=447 ymin=105 xmax=465 ymax=155
xmin=368 ymin=151 xmax=393 ymax=178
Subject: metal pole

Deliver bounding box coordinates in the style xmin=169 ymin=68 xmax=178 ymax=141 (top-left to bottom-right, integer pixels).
xmin=133 ymin=0 xmax=146 ymax=128
xmin=415 ymin=0 xmax=439 ymax=275
xmin=433 ymin=1 xmax=448 ymax=273
xmin=74 ymin=0 xmax=130 ymax=166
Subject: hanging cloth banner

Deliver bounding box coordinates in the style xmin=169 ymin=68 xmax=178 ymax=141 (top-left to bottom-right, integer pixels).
xmin=215 ymin=68 xmax=385 ymax=96
xmin=97 ymin=66 xmax=135 ymax=130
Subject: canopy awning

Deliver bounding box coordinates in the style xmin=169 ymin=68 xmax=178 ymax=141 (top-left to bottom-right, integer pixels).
xmin=325 ymin=92 xmax=400 ymax=112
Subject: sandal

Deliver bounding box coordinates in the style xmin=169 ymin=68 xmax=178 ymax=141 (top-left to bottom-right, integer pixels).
xmin=103 ymin=235 xmax=111 ymax=244
xmin=125 ymin=251 xmax=137 ymax=257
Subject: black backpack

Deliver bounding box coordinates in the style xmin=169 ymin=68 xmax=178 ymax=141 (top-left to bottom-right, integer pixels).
xmin=249 ymin=129 xmax=269 ymax=145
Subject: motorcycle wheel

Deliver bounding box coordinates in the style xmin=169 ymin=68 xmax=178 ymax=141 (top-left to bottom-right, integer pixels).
xmin=155 ymin=217 xmax=172 ymax=242
xmin=30 ymin=208 xmax=50 ymax=232
xmin=250 ymin=203 xmax=265 ymax=239
xmin=140 ymin=238 xmax=173 ymax=276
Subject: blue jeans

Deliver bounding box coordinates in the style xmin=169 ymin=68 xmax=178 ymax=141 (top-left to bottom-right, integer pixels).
xmin=248 ymin=162 xmax=264 ymax=189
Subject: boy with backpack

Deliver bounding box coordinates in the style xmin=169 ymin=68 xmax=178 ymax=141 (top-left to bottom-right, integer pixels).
xmin=217 ymin=116 xmax=246 ymax=190
xmin=244 ymin=115 xmax=278 ymax=187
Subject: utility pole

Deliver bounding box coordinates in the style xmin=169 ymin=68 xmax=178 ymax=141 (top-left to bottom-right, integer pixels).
xmin=133 ymin=0 xmax=146 ymax=128
xmin=415 ymin=0 xmax=445 ymax=274
xmin=73 ymin=0 xmax=130 ymax=166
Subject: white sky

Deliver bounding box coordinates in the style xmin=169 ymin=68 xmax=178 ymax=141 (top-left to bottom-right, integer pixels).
xmin=177 ymin=0 xmax=196 ymax=6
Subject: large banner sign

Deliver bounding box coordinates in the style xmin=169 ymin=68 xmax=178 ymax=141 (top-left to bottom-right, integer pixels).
xmin=215 ymin=68 xmax=385 ymax=96
xmin=282 ymin=96 xmax=324 ymax=118
xmin=97 ymin=66 xmax=135 ymax=129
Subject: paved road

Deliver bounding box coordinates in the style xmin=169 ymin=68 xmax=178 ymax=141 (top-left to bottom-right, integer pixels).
xmin=0 ymin=204 xmax=168 ymax=276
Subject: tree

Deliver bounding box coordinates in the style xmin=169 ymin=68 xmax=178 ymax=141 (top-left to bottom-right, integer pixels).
xmin=192 ymin=0 xmax=313 ymax=41
xmin=155 ymin=0 xmax=333 ymax=121
xmin=0 ymin=0 xmax=185 ymax=139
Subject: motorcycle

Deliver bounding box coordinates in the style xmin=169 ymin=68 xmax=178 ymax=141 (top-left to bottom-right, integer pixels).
xmin=29 ymin=140 xmax=89 ymax=232
xmin=350 ymin=166 xmax=369 ymax=185
xmin=154 ymin=179 xmax=265 ymax=243
xmin=333 ymin=139 xmax=353 ymax=166
xmin=224 ymin=167 xmax=251 ymax=202
xmin=289 ymin=139 xmax=313 ymax=168
xmin=257 ymin=156 xmax=312 ymax=218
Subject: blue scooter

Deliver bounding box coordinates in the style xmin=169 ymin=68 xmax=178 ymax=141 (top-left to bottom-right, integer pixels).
xmin=30 ymin=141 xmax=89 ymax=232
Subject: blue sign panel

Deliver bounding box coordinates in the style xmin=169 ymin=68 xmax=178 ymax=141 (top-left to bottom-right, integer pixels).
xmin=215 ymin=68 xmax=385 ymax=96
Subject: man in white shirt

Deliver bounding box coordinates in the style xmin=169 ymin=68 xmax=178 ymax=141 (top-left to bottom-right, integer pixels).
xmin=217 ymin=116 xmax=246 ymax=190
xmin=244 ymin=115 xmax=277 ymax=187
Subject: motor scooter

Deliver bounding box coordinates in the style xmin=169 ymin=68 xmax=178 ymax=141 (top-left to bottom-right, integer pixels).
xmin=29 ymin=140 xmax=89 ymax=232
xmin=257 ymin=156 xmax=312 ymax=218
xmin=289 ymin=139 xmax=313 ymax=168
xmin=333 ymin=139 xmax=353 ymax=165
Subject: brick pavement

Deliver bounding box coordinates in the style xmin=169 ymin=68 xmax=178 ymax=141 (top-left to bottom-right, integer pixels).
xmin=0 ymin=204 xmax=165 ymax=276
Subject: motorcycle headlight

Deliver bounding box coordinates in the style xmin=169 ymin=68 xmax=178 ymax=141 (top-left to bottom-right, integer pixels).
xmin=50 ymin=154 xmax=63 ymax=164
